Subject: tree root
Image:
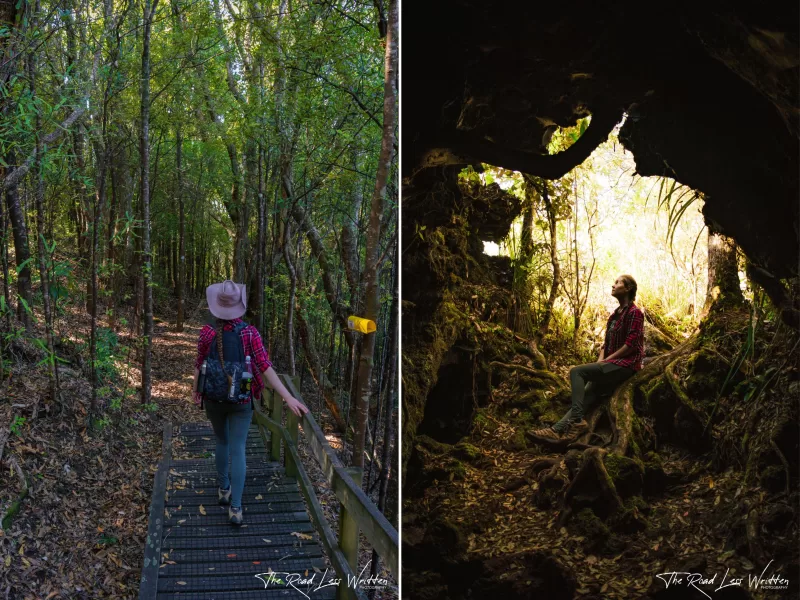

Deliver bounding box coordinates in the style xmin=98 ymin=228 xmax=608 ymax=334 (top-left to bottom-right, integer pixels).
xmin=571 ymin=405 xmax=607 ymax=447
xmin=769 ymin=439 xmax=791 ymax=496
xmin=745 ymin=507 xmax=766 ymax=566
xmin=608 ymin=339 xmax=698 ymax=456
xmin=552 ymin=340 xmax=699 ymax=525
xmin=558 ymin=447 xmax=621 ymax=527
xmin=532 ymin=457 xmax=571 ymax=509
xmin=664 ymin=355 xmax=706 ymax=425
xmin=529 ymin=457 xmax=559 ymax=476
xmin=488 ymin=361 xmax=563 ymax=385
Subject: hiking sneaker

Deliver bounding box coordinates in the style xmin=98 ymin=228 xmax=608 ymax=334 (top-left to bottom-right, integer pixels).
xmin=527 ymin=426 xmax=564 ymax=443
xmin=228 ymin=506 xmax=243 ymax=526
xmin=218 ymin=486 xmax=231 ymax=506
xmin=560 ymin=419 xmax=589 ymax=443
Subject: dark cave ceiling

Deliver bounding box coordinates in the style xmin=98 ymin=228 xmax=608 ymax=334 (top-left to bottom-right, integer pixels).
xmin=402 ymin=0 xmax=799 ymax=279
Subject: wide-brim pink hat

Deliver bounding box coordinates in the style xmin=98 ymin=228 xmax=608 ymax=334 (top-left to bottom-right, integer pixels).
xmin=206 ymin=280 xmax=247 ymax=320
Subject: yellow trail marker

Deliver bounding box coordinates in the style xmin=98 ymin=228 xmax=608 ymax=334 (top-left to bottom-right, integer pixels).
xmin=347 ymin=315 xmax=376 ymax=334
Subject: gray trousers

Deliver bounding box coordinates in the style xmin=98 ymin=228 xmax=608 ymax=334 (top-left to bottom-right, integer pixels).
xmin=552 ymin=362 xmax=635 ymax=432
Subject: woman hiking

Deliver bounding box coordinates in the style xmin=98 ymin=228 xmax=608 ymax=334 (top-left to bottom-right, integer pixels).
xmin=529 ymin=274 xmax=645 ymax=445
xmin=192 ymin=280 xmax=309 ymax=525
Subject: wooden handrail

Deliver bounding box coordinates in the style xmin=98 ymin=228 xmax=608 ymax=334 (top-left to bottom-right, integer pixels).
xmin=139 ymin=422 xmax=172 ymax=600
xmin=253 ymin=374 xmax=398 ymax=600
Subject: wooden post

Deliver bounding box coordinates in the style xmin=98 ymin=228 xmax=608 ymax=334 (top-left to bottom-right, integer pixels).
xmin=270 ymin=386 xmax=283 ymax=462
xmin=338 ymin=465 xmax=363 ymax=588
xmin=285 ymin=410 xmax=299 ymax=478
xmin=282 ymin=374 xmax=302 ymax=478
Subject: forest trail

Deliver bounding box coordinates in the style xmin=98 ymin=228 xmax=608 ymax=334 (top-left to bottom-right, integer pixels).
xmin=147 ymin=317 xmax=204 ymax=423
xmin=0 ymin=312 xmax=253 ymax=599
xmin=140 ymin=420 xmax=332 ymax=598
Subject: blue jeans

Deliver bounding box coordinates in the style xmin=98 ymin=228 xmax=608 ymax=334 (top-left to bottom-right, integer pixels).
xmin=552 ymin=362 xmax=634 ymax=433
xmin=204 ymin=404 xmax=253 ymax=509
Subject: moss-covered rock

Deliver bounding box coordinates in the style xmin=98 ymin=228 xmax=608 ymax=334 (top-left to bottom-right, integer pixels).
xmin=642 ymin=451 xmax=669 ymax=496
xmin=758 ymin=465 xmax=786 ymax=493
xmin=569 ymin=508 xmax=625 ymax=555
xmin=473 ymin=409 xmax=499 ymax=433
xmin=684 ymin=348 xmax=739 ymax=409
xmin=603 ymin=453 xmax=644 ymax=499
xmin=609 ymin=496 xmax=650 ymax=534
xmin=448 ymin=459 xmax=467 ymax=481
xmin=421 ymin=515 xmax=469 ymax=566
xmin=509 ymin=428 xmax=527 ymax=451
xmin=414 ymin=435 xmax=454 ymax=456
xmin=454 ymin=441 xmax=481 ymax=461
xmin=406 ymin=435 xmax=468 ymax=492
xmin=644 ymin=376 xmax=679 ymax=439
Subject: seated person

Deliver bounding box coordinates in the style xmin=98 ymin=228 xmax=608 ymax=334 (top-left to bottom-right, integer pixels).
xmin=530 ymin=274 xmax=645 ymax=444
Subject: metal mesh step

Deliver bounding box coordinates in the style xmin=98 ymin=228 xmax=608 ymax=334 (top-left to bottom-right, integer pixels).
xmin=157 ymin=557 xmax=326 ymax=578
xmin=162 ymin=531 xmax=318 ymax=551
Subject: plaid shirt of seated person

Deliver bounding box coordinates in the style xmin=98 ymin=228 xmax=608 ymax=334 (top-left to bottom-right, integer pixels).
xmin=603 ymin=302 xmax=645 ymax=371
xmin=195 ymin=318 xmax=273 ymax=403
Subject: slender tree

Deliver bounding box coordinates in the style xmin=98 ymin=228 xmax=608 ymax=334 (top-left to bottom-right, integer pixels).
xmin=140 ymin=0 xmax=159 ymax=404
xmin=176 ymin=125 xmax=185 ymax=331
xmin=352 ymin=0 xmax=397 ymax=470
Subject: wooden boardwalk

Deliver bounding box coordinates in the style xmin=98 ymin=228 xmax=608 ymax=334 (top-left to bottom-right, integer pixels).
xmin=140 ymin=421 xmax=336 ymax=599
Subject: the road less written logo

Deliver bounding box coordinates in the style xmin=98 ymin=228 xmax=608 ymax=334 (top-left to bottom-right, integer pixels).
xmin=255 ymin=560 xmax=391 ymax=599
xmin=656 ymin=559 xmax=790 ymax=599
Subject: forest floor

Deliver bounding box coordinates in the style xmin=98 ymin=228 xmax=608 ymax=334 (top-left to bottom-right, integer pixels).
xmin=408 ymin=436 xmax=793 ymax=599
xmin=0 ymin=302 xmax=397 ymax=599
xmin=404 ymin=326 xmax=799 ymax=600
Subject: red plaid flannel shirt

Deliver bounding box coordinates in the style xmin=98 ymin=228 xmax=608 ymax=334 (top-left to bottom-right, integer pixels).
xmin=603 ymin=302 xmax=645 ymax=371
xmin=196 ymin=319 xmax=272 ymax=404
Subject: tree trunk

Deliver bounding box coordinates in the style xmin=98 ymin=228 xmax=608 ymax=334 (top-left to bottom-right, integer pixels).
xmin=29 ymin=21 xmax=59 ymax=409
xmin=536 ymin=180 xmax=560 ymax=345
xmin=283 ymin=219 xmax=297 ymax=376
xmin=370 ymin=303 xmax=397 ymax=582
xmin=5 ymin=151 xmax=32 ymax=329
xmin=255 ymin=142 xmax=266 ymax=333
xmin=296 ymin=308 xmax=347 ymax=431
xmin=704 ymin=230 xmax=744 ymax=314
xmin=0 ymin=182 xmax=11 ymax=329
xmin=176 ymin=126 xmax=185 ymax=331
xmin=140 ymin=0 xmax=159 ymax=404
xmin=107 ymin=162 xmax=119 ymax=330
xmin=351 ymin=0 xmax=397 ymax=470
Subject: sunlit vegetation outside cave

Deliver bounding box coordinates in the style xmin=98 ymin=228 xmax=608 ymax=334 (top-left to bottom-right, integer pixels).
xmin=402 ymin=118 xmax=798 ymax=599
xmin=477 ymin=120 xmax=715 ymax=359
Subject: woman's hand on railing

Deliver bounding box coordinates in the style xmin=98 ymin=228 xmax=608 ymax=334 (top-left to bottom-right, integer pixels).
xmin=192 ymin=391 xmax=203 ymax=407
xmin=284 ymin=395 xmax=309 ymax=417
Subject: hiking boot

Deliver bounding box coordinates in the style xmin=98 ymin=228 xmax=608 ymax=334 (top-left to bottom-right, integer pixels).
xmin=560 ymin=419 xmax=589 ymax=443
xmin=228 ymin=506 xmax=243 ymax=526
xmin=527 ymin=426 xmax=564 ymax=443
xmin=218 ymin=486 xmax=231 ymax=506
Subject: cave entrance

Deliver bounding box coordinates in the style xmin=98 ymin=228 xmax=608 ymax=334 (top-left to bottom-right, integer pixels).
xmin=417 ymin=345 xmax=482 ymax=444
